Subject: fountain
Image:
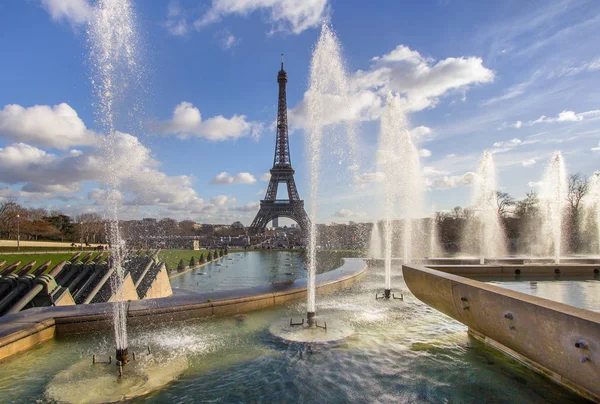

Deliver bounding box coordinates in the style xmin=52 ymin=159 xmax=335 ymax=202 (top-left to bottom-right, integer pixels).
xmin=584 ymin=171 xmax=600 ymax=255
xmin=376 ymin=93 xmax=423 ymax=298
xmin=539 ymin=152 xmax=568 ymax=263
xmin=463 ymin=151 xmax=507 ymax=264
xmin=368 ymin=222 xmax=383 ymax=259
xmin=429 ymin=208 xmax=441 ymax=258
xmin=270 ymin=22 xmax=356 ymax=342
xmin=3 ymin=1 xmax=600 ymax=402
xmin=47 ymin=1 xmax=189 ymax=399
xmin=304 ymin=22 xmax=354 ymax=325
xmin=86 ymin=0 xmax=142 ymax=368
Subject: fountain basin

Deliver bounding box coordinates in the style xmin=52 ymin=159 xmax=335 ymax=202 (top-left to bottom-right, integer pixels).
xmin=0 ymin=258 xmax=367 ymax=362
xmin=403 ymin=263 xmax=600 ymax=401
xmin=0 ymin=263 xmax=589 ymax=403
xmin=46 ymin=352 xmax=188 ymax=404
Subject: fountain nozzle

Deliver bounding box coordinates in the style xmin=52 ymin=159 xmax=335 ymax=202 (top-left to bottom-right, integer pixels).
xmin=376 ymin=289 xmax=391 ymax=300
xmin=116 ymin=348 xmax=130 ymax=365
xmin=376 ymin=289 xmax=403 ymax=300
xmin=307 ymin=311 xmax=316 ymax=327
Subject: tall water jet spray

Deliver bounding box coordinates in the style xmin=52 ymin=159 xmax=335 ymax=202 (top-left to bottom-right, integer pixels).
xmin=86 ymin=0 xmax=143 ymax=363
xmin=429 ymin=207 xmax=441 ymax=258
xmin=585 ymin=172 xmax=600 ymax=255
xmin=305 ymin=23 xmax=355 ymax=323
xmin=368 ymin=222 xmax=383 ymax=259
xmin=377 ymin=93 xmax=424 ymax=298
xmin=539 ymin=152 xmax=568 ymax=263
xmin=464 ymin=151 xmax=507 ymax=263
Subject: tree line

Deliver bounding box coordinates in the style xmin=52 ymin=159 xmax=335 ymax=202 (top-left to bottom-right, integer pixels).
xmin=436 ymin=173 xmax=593 ymax=254
xmin=0 ymin=198 xmax=107 ymax=244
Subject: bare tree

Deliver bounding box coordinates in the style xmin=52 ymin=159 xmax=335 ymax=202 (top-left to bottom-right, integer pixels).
xmin=0 ymin=197 xmax=17 ymax=218
xmin=0 ymin=198 xmax=19 ymax=238
xmin=568 ymin=173 xmax=589 ymax=215
xmin=496 ymin=191 xmax=515 ymax=218
xmin=514 ymin=191 xmax=539 ymax=219
xmin=568 ymin=173 xmax=589 ymax=252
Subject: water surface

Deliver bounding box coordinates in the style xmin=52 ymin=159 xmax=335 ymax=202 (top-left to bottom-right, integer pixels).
xmin=0 ymin=265 xmax=589 ymax=403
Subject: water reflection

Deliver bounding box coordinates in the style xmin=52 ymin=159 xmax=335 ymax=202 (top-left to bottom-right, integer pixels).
xmin=490 ymin=279 xmax=600 ymax=312
xmin=170 ymin=251 xmax=305 ymax=293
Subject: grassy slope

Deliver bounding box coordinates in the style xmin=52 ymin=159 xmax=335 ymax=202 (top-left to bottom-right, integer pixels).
xmin=158 ymin=250 xmax=223 ymax=269
xmin=0 ymin=252 xmax=101 ymax=274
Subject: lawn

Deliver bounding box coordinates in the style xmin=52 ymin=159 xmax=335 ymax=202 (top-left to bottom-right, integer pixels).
xmin=0 ymin=252 xmax=102 ymax=274
xmin=0 ymin=246 xmax=100 ymax=253
xmin=158 ymin=249 xmax=224 ymax=270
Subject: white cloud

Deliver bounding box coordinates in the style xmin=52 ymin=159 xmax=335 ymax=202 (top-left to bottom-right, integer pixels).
xmin=493 ymin=138 xmax=522 ymax=148
xmin=210 ymin=172 xmax=257 ymax=185
xmin=156 ymin=102 xmax=263 ymax=141
xmin=353 ymin=171 xmax=385 ymax=185
xmin=548 ymin=57 xmax=600 ymax=78
xmin=592 ymin=142 xmax=600 ymax=153
xmin=530 ymin=109 xmax=600 ymax=125
xmin=0 ymin=132 xmax=257 ymax=222
xmin=481 ymin=72 xmax=541 ymax=107
xmin=288 ymin=44 xmax=494 ymax=129
xmin=210 ymin=195 xmax=235 ymax=206
xmin=333 ymin=208 xmax=364 ymax=218
xmin=522 ymin=158 xmax=537 ymax=167
xmin=347 ymin=164 xmax=360 ymax=172
xmin=422 ymin=166 xmax=449 ymax=177
xmin=528 ymin=181 xmax=543 ymax=187
xmin=498 ymin=120 xmax=523 ymax=130
xmin=195 ymin=0 xmax=328 ymax=34
xmin=231 ymin=201 xmax=260 ymax=212
xmin=165 ymin=1 xmax=189 ymax=36
xmin=217 ymin=30 xmax=239 ymax=49
xmin=410 ymin=126 xmax=434 ymax=141
xmin=431 ymin=172 xmax=475 ymax=189
xmin=361 ymin=45 xmax=494 ymax=111
xmin=288 ymin=90 xmax=382 ymax=130
xmin=41 ymin=0 xmax=92 ymax=25
xmin=491 ymin=137 xmax=540 ymax=154
xmin=0 ymin=132 xmax=149 ymax=195
xmin=0 ymin=103 xmax=97 ymax=149
xmin=419 ymin=148 xmax=432 ymax=158
xmin=260 ymin=172 xmax=271 ymax=182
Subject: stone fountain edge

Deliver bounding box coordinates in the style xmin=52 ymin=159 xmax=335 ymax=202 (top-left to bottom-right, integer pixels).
xmin=0 ymin=258 xmax=367 ymax=362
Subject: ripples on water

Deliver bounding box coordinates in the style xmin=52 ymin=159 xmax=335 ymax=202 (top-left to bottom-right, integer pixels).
xmin=0 ymin=264 xmax=591 ymax=403
xmin=170 ymin=251 xmax=306 ymax=293
xmin=489 ymin=278 xmax=600 ymax=313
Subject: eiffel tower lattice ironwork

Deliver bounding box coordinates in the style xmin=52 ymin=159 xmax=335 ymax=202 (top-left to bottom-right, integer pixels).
xmin=249 ymin=55 xmax=310 ymax=234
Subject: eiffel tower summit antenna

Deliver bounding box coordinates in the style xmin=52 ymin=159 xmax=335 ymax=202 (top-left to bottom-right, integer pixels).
xmin=249 ymin=55 xmax=310 ymax=234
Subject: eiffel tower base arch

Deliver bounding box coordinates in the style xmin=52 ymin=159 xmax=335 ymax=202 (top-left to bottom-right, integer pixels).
xmin=249 ymin=201 xmax=310 ymax=235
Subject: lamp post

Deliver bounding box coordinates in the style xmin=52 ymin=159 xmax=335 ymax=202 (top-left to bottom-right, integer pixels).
xmin=16 ymin=214 xmax=20 ymax=251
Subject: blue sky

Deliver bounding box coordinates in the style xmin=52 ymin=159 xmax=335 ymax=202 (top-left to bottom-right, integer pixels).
xmin=0 ymin=0 xmax=599 ymax=225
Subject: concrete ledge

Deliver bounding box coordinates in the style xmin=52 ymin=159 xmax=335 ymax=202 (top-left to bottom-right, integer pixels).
xmin=0 ymin=258 xmax=366 ymax=361
xmin=427 ymin=264 xmax=600 ymax=278
xmin=403 ymin=264 xmax=600 ymax=402
xmin=0 ymin=319 xmax=55 ymax=362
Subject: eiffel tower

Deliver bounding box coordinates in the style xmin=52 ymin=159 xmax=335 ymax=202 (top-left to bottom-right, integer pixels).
xmin=249 ymin=55 xmax=310 ymax=234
